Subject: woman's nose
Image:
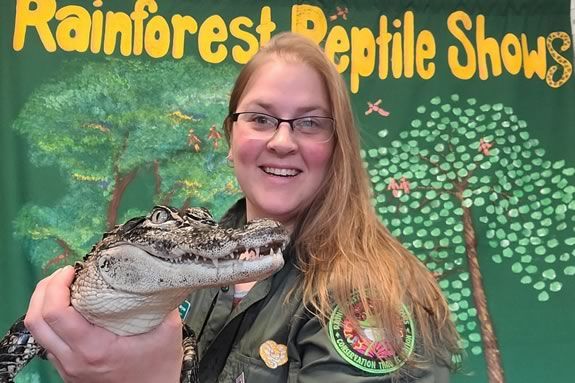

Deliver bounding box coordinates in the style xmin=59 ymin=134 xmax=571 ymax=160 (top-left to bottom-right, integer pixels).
xmin=266 ymin=123 xmax=298 ymax=154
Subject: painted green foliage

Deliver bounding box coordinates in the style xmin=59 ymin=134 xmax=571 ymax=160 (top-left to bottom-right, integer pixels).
xmin=363 ymin=94 xmax=575 ymax=355
xmin=13 ymin=57 xmax=241 ymax=272
xmin=14 ymin=371 xmax=40 ymax=383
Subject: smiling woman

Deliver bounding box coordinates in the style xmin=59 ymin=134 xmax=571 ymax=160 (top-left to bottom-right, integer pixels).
xmin=192 ymin=31 xmax=462 ymax=381
xmin=227 ymin=58 xmax=335 ymax=228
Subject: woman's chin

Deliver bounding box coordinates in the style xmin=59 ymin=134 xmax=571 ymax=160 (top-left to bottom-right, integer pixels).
xmin=247 ymin=200 xmax=300 ymax=226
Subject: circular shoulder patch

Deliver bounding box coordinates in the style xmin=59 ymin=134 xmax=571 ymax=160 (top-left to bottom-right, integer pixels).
xmin=327 ymin=299 xmax=415 ymax=375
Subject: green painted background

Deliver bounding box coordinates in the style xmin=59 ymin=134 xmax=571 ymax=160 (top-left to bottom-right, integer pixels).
xmin=1 ymin=1 xmax=574 ymax=382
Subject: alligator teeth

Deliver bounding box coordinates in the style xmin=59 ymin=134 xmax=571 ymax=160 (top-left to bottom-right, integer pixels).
xmin=162 ymin=245 xmax=286 ymax=266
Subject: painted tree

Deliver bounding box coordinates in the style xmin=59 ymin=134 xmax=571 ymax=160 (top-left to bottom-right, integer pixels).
xmin=13 ymin=57 xmax=241 ymax=272
xmin=363 ymin=94 xmax=575 ymax=383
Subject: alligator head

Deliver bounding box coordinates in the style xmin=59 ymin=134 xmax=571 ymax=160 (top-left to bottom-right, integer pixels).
xmin=71 ymin=205 xmax=289 ymax=335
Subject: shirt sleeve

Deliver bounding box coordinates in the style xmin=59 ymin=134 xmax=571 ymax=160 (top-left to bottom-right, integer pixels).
xmin=292 ymin=314 xmax=450 ymax=383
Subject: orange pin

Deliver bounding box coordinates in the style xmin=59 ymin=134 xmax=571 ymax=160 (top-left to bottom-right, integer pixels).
xmin=259 ymin=340 xmax=288 ymax=369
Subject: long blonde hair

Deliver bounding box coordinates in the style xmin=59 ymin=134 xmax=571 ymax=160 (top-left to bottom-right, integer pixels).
xmin=224 ymin=32 xmax=460 ymax=370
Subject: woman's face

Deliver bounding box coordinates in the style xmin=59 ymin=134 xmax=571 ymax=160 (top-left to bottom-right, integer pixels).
xmin=229 ymin=60 xmax=335 ymax=229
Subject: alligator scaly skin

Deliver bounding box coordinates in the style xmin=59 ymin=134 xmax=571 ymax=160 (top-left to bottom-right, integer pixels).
xmin=0 ymin=316 xmax=44 ymax=382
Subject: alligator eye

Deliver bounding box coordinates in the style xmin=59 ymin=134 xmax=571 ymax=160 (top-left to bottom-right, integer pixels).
xmin=150 ymin=208 xmax=170 ymax=224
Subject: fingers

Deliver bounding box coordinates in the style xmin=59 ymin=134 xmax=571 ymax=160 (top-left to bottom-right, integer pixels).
xmin=41 ymin=266 xmax=119 ymax=364
xmin=41 ymin=265 xmax=93 ymax=342
xmin=43 ymin=265 xmax=76 ymax=307
xmin=25 ymin=267 xmax=73 ymax=357
xmin=25 ymin=266 xmax=118 ymax=379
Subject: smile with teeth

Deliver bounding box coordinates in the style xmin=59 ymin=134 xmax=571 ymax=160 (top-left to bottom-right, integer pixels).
xmin=160 ymin=241 xmax=284 ymax=267
xmin=261 ymin=166 xmax=300 ymax=177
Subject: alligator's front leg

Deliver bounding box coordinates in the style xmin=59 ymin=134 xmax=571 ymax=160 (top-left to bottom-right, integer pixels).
xmin=0 ymin=316 xmax=44 ymax=383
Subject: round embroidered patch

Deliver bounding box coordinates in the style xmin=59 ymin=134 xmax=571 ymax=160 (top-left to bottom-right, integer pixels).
xmin=328 ymin=298 xmax=415 ymax=374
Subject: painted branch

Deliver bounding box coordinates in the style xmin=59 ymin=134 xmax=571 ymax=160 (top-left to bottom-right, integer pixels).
xmin=106 ymin=169 xmax=138 ymax=230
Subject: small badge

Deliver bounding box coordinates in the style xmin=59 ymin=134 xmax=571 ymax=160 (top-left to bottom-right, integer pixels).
xmin=178 ymin=300 xmax=191 ymax=320
xmin=235 ymin=372 xmax=245 ymax=383
xmin=259 ymin=340 xmax=288 ymax=369
xmin=328 ymin=298 xmax=415 ymax=375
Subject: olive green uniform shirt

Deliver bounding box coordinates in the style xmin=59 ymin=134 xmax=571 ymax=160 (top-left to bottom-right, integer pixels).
xmin=183 ymin=200 xmax=450 ymax=382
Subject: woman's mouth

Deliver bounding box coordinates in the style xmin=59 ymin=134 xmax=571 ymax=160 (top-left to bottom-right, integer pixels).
xmin=261 ymin=166 xmax=301 ymax=177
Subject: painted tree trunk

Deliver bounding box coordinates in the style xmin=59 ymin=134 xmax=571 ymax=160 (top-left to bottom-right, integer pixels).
xmin=461 ymin=204 xmax=505 ymax=383
xmin=107 ymin=170 xmax=137 ymax=230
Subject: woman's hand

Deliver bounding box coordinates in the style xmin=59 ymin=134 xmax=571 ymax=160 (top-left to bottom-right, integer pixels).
xmin=24 ymin=266 xmax=184 ymax=383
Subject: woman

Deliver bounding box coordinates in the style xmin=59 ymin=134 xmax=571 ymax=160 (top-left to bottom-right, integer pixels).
xmin=24 ymin=32 xmax=460 ymax=382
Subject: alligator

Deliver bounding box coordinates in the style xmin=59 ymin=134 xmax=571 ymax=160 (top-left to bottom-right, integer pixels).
xmin=0 ymin=205 xmax=289 ymax=383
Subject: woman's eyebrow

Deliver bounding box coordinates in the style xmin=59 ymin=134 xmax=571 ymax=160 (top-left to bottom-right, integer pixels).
xmin=294 ymin=106 xmax=331 ymax=115
xmin=242 ymin=101 xmax=330 ymax=115
xmin=243 ymin=101 xmax=273 ymax=111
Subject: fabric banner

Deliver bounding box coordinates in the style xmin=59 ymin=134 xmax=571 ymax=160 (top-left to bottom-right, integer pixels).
xmin=1 ymin=1 xmax=574 ymax=382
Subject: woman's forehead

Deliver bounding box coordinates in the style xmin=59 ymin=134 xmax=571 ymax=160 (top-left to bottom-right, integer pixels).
xmin=237 ymin=61 xmax=331 ymax=115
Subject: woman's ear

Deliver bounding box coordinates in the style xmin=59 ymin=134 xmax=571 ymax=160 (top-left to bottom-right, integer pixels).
xmin=227 ymin=150 xmax=234 ymax=167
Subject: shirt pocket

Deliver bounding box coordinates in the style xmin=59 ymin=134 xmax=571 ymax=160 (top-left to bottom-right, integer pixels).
xmin=218 ymin=351 xmax=289 ymax=383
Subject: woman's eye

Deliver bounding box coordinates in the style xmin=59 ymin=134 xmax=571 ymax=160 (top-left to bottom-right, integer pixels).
xmin=298 ymin=118 xmax=315 ymax=128
xmin=296 ymin=118 xmax=323 ymax=132
xmin=252 ymin=114 xmax=274 ymax=125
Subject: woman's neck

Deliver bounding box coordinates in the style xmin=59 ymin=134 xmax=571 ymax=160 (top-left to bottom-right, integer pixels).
xmin=234 ymin=281 xmax=257 ymax=292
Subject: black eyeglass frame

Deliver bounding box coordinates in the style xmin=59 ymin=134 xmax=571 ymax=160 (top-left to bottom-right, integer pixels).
xmin=228 ymin=112 xmax=335 ymax=141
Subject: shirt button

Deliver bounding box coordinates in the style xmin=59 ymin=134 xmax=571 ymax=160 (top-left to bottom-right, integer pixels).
xmin=221 ymin=286 xmax=229 ymax=292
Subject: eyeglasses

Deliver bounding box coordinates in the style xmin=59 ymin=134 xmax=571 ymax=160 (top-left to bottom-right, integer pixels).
xmin=229 ymin=112 xmax=335 ymax=143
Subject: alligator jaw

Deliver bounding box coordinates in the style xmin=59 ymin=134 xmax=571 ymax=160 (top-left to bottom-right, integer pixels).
xmin=127 ymin=240 xmax=286 ymax=267
xmin=96 ymin=244 xmax=285 ymax=294
xmin=69 ymin=244 xmax=285 ymax=335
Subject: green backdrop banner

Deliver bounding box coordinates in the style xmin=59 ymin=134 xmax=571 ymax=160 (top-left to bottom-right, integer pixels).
xmin=1 ymin=1 xmax=574 ymax=382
